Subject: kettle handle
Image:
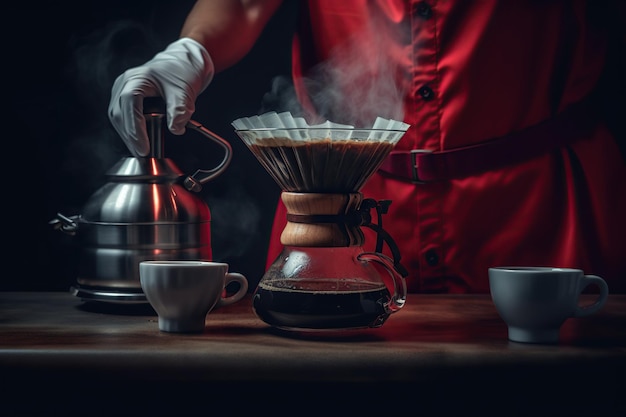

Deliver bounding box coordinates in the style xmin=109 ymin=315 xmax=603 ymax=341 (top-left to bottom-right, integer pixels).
xmin=184 ymin=120 xmax=233 ymax=192
xmin=357 ymin=251 xmax=407 ymax=313
xmin=143 ymin=97 xmax=232 ymax=193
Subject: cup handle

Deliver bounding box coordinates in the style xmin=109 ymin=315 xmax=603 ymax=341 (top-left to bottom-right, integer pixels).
xmin=216 ymin=273 xmax=249 ymax=307
xmin=357 ymin=252 xmax=407 ymax=313
xmin=574 ymin=274 xmax=609 ymax=317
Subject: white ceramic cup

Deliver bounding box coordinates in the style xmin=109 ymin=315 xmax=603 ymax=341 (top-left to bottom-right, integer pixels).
xmin=488 ymin=267 xmax=609 ymax=344
xmin=139 ymin=260 xmax=248 ymax=333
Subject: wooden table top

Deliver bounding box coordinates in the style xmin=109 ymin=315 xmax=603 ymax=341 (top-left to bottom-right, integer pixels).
xmin=1 ymin=291 xmax=624 ymax=417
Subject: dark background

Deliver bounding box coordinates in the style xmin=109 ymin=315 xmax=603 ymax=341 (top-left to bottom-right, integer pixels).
xmin=5 ymin=1 xmax=298 ymax=291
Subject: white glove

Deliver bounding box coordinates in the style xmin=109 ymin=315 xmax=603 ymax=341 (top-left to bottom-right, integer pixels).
xmin=108 ymin=37 xmax=215 ymax=157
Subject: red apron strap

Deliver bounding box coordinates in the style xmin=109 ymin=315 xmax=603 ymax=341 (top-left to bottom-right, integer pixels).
xmin=378 ymin=95 xmax=600 ymax=183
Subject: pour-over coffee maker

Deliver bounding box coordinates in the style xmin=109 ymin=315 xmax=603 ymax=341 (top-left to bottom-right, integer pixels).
xmin=234 ymin=113 xmax=409 ymax=331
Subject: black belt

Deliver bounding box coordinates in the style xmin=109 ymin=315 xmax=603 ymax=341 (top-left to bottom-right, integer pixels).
xmin=378 ymin=96 xmax=599 ymax=183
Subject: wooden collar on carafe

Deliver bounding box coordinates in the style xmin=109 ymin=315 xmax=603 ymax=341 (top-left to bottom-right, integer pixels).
xmin=281 ymin=192 xmax=365 ymax=247
xmin=282 ymin=191 xmax=409 ymax=277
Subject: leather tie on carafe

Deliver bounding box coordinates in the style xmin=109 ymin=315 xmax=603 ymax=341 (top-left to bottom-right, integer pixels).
xmin=286 ymin=199 xmax=409 ymax=277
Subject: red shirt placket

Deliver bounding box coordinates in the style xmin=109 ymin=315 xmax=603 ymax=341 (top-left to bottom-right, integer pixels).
xmin=402 ymin=0 xmax=449 ymax=292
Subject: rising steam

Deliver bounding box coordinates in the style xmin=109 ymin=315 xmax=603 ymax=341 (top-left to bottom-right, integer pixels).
xmin=262 ymin=10 xmax=409 ymax=127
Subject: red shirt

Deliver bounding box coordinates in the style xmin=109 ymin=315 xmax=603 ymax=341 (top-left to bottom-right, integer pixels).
xmin=266 ymin=0 xmax=626 ymax=293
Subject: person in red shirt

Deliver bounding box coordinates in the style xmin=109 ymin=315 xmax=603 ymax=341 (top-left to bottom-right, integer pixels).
xmin=109 ymin=0 xmax=626 ymax=293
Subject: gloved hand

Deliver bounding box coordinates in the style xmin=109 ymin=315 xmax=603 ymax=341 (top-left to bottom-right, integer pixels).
xmin=108 ymin=37 xmax=214 ymax=157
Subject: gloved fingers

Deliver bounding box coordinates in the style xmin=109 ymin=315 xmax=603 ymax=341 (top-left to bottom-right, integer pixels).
xmin=108 ymin=69 xmax=159 ymax=156
xmin=128 ymin=96 xmax=151 ymax=157
xmin=165 ymin=92 xmax=196 ymax=136
xmin=108 ymin=38 xmax=214 ymax=155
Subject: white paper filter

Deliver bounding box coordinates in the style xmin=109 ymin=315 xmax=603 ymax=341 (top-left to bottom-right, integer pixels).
xmin=232 ymin=111 xmax=410 ymax=192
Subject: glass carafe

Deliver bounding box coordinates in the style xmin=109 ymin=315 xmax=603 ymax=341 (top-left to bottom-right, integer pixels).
xmin=254 ymin=246 xmax=406 ymax=330
xmin=252 ymin=192 xmax=407 ymax=331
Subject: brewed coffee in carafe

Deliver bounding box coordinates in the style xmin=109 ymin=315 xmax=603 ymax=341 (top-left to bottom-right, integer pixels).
xmin=234 ymin=113 xmax=409 ymax=331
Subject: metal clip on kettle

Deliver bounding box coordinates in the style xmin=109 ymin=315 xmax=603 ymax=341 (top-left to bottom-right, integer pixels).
xmin=52 ymin=97 xmax=232 ymax=304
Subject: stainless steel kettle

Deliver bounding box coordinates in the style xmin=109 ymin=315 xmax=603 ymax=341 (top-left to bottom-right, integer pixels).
xmin=51 ymin=98 xmax=232 ymax=303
